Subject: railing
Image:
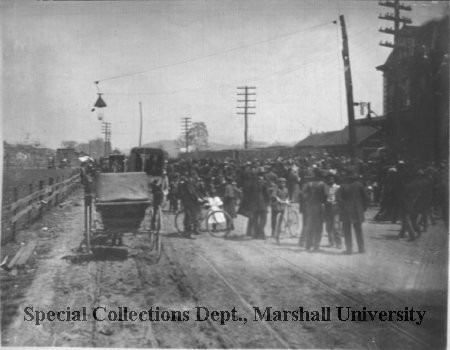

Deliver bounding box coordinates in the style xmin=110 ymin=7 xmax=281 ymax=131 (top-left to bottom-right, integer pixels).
xmin=2 ymin=173 xmax=80 ymax=242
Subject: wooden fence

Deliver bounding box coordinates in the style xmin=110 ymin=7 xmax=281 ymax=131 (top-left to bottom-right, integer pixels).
xmin=1 ymin=172 xmax=80 ymax=242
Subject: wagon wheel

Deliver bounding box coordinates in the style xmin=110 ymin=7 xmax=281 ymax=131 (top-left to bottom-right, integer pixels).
xmin=149 ymin=231 xmax=162 ymax=262
xmin=149 ymin=207 xmax=162 ymax=261
xmin=150 ymin=206 xmax=162 ymax=234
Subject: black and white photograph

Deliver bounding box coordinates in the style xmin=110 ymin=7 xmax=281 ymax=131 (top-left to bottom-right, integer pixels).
xmin=1 ymin=0 xmax=449 ymax=349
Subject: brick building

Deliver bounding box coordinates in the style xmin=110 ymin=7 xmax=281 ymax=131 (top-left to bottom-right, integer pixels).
xmin=376 ymin=16 xmax=449 ymax=161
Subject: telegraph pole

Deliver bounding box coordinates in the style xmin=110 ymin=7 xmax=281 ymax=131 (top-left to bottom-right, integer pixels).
xmin=339 ymin=15 xmax=357 ymax=162
xmin=237 ymin=86 xmax=256 ymax=149
xmin=181 ymin=117 xmax=191 ymax=153
xmin=353 ymin=101 xmax=375 ymax=118
xmin=101 ymin=121 xmax=111 ymax=157
xmin=139 ymin=101 xmax=143 ymax=147
xmin=379 ymin=0 xmax=412 ymax=158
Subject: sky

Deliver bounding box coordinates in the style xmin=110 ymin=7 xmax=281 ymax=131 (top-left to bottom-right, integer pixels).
xmin=2 ymin=0 xmax=448 ymax=151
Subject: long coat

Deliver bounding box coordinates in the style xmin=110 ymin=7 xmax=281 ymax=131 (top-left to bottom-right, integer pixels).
xmin=238 ymin=174 xmax=270 ymax=216
xmin=337 ymin=180 xmax=369 ymax=223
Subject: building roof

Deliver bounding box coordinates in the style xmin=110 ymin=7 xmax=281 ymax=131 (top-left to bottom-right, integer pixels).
xmin=295 ymin=125 xmax=379 ymax=148
xmin=376 ymin=16 xmax=449 ymax=72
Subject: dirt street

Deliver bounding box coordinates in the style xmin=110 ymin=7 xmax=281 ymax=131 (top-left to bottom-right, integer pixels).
xmin=1 ymin=190 xmax=447 ymax=349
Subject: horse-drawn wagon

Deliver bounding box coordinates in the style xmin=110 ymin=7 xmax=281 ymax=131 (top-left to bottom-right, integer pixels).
xmin=79 ymin=148 xmax=166 ymax=260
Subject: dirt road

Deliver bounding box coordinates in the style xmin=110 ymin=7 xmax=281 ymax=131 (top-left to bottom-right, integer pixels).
xmin=1 ymin=190 xmax=447 ymax=349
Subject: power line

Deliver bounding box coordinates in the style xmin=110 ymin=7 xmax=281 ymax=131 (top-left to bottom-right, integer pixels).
xmin=96 ymin=20 xmax=335 ymax=82
xmin=101 ymin=49 xmax=339 ymax=98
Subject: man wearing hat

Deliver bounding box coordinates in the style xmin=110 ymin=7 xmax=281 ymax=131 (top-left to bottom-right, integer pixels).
xmin=248 ymin=167 xmax=271 ymax=239
xmin=302 ymin=168 xmax=329 ymax=251
xmin=178 ymin=173 xmax=203 ymax=237
xmin=325 ymin=173 xmax=342 ymax=248
xmin=223 ymin=177 xmax=241 ymax=230
xmin=336 ymin=169 xmax=370 ymax=254
xmin=270 ymin=177 xmax=289 ymax=237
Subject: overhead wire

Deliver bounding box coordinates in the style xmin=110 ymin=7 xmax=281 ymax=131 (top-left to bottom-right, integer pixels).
xmin=101 ymin=37 xmax=341 ymax=98
xmin=102 ymin=51 xmax=339 ymax=98
xmin=97 ymin=14 xmax=381 ymax=139
xmin=100 ymin=21 xmax=343 ymax=137
xmin=95 ymin=20 xmax=336 ymax=83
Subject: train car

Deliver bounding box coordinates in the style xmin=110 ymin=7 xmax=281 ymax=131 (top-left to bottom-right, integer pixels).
xmin=128 ymin=147 xmax=165 ymax=176
xmin=176 ymin=145 xmax=297 ymax=162
xmin=108 ymin=154 xmax=125 ymax=172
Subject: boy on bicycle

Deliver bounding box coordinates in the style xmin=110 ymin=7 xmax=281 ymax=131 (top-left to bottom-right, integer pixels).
xmin=270 ymin=177 xmax=289 ymax=237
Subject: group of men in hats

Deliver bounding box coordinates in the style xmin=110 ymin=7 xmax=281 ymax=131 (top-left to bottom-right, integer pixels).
xmin=299 ymin=167 xmax=369 ymax=254
xmin=237 ymin=164 xmax=370 ymax=253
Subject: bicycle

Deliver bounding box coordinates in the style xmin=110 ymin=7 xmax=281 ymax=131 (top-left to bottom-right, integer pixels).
xmin=174 ymin=198 xmax=233 ymax=238
xmin=144 ymin=205 xmax=163 ymax=261
xmin=274 ymin=200 xmax=300 ymax=243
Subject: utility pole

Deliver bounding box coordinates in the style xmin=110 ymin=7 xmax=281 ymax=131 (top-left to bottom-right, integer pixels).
xmin=181 ymin=117 xmax=191 ymax=153
xmin=101 ymin=121 xmax=111 ymax=157
xmin=237 ymin=86 xmax=256 ymax=149
xmin=139 ymin=101 xmax=143 ymax=147
xmin=339 ymin=15 xmax=357 ymax=162
xmin=353 ymin=101 xmax=375 ymax=118
xmin=379 ymin=0 xmax=412 ymax=158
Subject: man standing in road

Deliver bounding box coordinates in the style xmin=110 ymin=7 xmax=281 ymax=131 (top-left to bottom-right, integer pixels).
xmin=270 ymin=177 xmax=289 ymax=237
xmin=324 ymin=174 xmax=342 ymax=248
xmin=223 ymin=178 xmax=241 ymax=231
xmin=178 ymin=173 xmax=203 ymax=238
xmin=302 ymin=168 xmax=328 ymax=251
xmin=337 ymin=170 xmax=370 ymax=254
xmin=251 ymin=167 xmax=271 ymax=239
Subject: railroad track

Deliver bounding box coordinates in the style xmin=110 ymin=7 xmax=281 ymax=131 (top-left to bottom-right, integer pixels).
xmin=149 ymin=212 xmax=434 ymax=349
xmin=128 ymin=216 xmax=234 ymax=349
xmin=160 ymin=237 xmax=292 ymax=349
xmin=88 ymin=260 xmax=105 ymax=347
xmin=159 ymin=213 xmax=294 ymax=349
xmin=251 ymin=240 xmax=431 ymax=350
xmin=86 ymin=244 xmax=158 ymax=348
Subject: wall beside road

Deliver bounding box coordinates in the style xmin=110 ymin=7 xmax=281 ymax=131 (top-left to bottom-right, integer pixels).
xmin=2 ymin=167 xmax=80 ymax=243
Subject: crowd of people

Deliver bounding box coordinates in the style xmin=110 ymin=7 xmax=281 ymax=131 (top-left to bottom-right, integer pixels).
xmin=80 ymin=150 xmax=448 ymax=254
xmin=163 ymin=151 xmax=448 ymax=254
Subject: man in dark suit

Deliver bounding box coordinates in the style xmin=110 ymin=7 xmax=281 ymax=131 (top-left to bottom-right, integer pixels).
xmin=337 ymin=170 xmax=370 ymax=254
xmin=302 ymin=168 xmax=328 ymax=251
xmin=179 ymin=173 xmax=203 ymax=237
xmin=252 ymin=167 xmax=271 ymax=239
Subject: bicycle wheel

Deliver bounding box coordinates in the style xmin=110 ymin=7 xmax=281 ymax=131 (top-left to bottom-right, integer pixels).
xmin=286 ymin=209 xmax=300 ymax=237
xmin=149 ymin=231 xmax=162 ymax=261
xmin=206 ymin=210 xmax=232 ymax=238
xmin=153 ymin=207 xmax=162 ymax=234
xmin=148 ymin=206 xmax=161 ymax=234
xmin=174 ymin=210 xmax=185 ymax=235
xmin=275 ymin=213 xmax=287 ymax=244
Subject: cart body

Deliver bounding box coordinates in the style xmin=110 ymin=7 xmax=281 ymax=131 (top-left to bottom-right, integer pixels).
xmin=95 ymin=172 xmax=151 ymax=233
